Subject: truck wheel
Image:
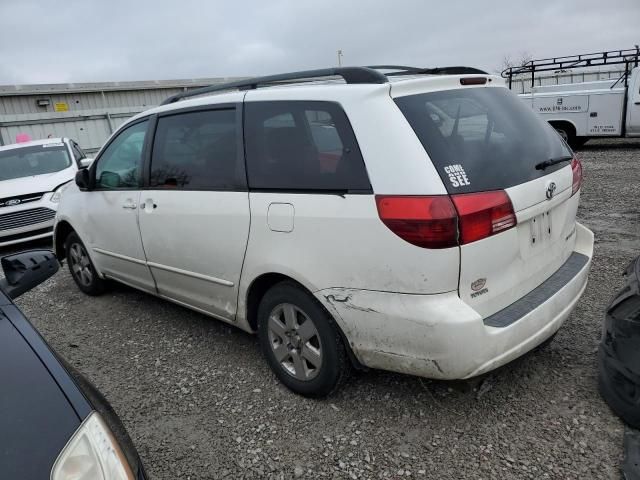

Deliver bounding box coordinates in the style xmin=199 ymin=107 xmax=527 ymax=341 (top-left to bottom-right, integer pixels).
xmin=551 ymin=123 xmax=580 ymax=149
xmin=257 ymin=282 xmax=349 ymax=397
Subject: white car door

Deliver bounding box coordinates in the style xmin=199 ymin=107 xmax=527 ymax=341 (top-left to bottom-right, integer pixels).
xmin=81 ymin=118 xmax=156 ymax=292
xmin=137 ymin=103 xmax=250 ymax=321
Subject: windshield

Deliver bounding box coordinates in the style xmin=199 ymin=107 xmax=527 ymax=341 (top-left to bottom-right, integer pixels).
xmin=0 ymin=144 xmax=72 ymax=181
xmin=394 ymin=87 xmax=572 ymax=193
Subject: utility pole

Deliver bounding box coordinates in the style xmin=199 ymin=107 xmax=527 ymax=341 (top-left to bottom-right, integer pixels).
xmin=337 ymin=50 xmax=343 ymax=67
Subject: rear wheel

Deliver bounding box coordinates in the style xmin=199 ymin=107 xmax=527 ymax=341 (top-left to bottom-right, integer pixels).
xmin=551 ymin=122 xmax=581 ymax=149
xmin=65 ymin=232 xmax=107 ymax=295
xmin=257 ymin=282 xmax=349 ymax=397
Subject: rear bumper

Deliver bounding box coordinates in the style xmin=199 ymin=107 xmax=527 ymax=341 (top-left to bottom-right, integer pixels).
xmin=316 ymin=222 xmax=594 ymax=380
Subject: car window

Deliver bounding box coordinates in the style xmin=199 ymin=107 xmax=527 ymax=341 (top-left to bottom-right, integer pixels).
xmin=95 ymin=120 xmax=148 ymax=189
xmin=395 ymin=88 xmax=572 ymax=193
xmin=0 ymin=144 xmax=72 ymax=181
xmin=244 ymin=101 xmax=370 ymax=191
xmin=149 ymin=109 xmax=242 ymax=189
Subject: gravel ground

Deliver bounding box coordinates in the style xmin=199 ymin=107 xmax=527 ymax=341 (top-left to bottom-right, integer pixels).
xmin=4 ymin=138 xmax=640 ymax=479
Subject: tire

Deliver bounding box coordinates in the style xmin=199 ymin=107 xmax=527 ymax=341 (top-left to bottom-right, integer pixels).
xmin=553 ymin=124 xmax=575 ymax=148
xmin=65 ymin=231 xmax=107 ymax=295
xmin=257 ymin=281 xmax=349 ymax=397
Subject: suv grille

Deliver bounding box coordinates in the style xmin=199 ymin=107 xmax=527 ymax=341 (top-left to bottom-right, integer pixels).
xmin=0 ymin=207 xmax=56 ymax=231
xmin=0 ymin=192 xmax=46 ymax=208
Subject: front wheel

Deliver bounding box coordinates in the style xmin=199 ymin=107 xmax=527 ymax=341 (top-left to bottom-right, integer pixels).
xmin=257 ymin=282 xmax=349 ymax=397
xmin=65 ymin=232 xmax=107 ymax=295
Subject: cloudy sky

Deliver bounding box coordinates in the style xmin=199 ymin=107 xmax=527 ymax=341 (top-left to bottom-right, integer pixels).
xmin=0 ymin=0 xmax=638 ymax=85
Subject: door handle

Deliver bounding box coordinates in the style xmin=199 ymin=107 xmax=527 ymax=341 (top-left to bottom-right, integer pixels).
xmin=140 ymin=200 xmax=157 ymax=211
xmin=122 ymin=202 xmax=137 ymax=209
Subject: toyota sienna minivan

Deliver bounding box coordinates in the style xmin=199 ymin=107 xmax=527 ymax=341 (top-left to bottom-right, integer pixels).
xmin=54 ymin=66 xmax=594 ymax=397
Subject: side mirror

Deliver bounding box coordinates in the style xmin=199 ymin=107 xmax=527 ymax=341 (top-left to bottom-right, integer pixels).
xmin=75 ymin=168 xmax=91 ymax=190
xmin=0 ymin=250 xmax=59 ymax=299
xmin=80 ymin=157 xmax=93 ymax=168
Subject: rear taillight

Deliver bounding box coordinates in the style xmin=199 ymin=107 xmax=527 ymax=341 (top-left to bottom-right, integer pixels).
xmin=376 ymin=190 xmax=517 ymax=249
xmin=375 ymin=196 xmax=458 ymax=249
xmin=571 ymin=156 xmax=583 ymax=196
xmin=451 ymin=190 xmax=517 ymax=245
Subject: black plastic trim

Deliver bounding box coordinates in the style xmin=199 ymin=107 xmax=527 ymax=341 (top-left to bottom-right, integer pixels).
xmin=161 ymin=67 xmax=389 ymax=105
xmin=484 ymin=252 xmax=589 ymax=328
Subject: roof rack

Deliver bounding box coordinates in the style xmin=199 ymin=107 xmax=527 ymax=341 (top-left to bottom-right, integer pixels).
xmin=501 ymin=47 xmax=640 ymax=88
xmin=161 ymin=67 xmax=388 ymax=105
xmin=161 ymin=65 xmax=489 ymax=105
xmin=367 ymin=65 xmax=488 ymax=76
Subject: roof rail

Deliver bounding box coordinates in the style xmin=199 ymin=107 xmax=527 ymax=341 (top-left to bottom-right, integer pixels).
xmin=160 ymin=67 xmax=388 ymax=105
xmin=367 ymin=65 xmax=488 ymax=76
xmin=501 ymin=47 xmax=640 ymax=88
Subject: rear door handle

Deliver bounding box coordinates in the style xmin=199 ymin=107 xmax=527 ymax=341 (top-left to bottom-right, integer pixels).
xmin=122 ymin=202 xmax=137 ymax=209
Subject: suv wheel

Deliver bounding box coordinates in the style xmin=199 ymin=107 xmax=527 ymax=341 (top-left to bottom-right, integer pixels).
xmin=257 ymin=282 xmax=349 ymax=397
xmin=65 ymin=232 xmax=106 ymax=295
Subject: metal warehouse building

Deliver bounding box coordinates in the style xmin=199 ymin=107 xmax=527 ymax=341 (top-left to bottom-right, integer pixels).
xmin=0 ymin=67 xmax=626 ymax=154
xmin=0 ymin=78 xmax=239 ymax=153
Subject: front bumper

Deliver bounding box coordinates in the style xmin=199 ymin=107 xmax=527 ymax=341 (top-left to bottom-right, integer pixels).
xmin=316 ymin=222 xmax=594 ymax=380
xmin=0 ymin=196 xmax=57 ymax=247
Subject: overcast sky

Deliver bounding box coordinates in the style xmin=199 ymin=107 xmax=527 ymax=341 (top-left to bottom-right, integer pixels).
xmin=0 ymin=0 xmax=638 ymax=85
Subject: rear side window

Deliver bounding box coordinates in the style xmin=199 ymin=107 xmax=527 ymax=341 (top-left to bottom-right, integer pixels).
xmin=244 ymin=101 xmax=370 ymax=191
xmin=395 ymin=87 xmax=572 ymax=193
xmin=150 ymin=109 xmax=242 ymax=190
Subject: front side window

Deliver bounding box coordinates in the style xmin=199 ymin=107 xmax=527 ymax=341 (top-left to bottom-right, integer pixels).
xmin=94 ymin=120 xmax=148 ymax=189
xmin=244 ymin=101 xmax=370 ymax=191
xmin=0 ymin=143 xmax=72 ymax=181
xmin=149 ymin=109 xmax=241 ymax=189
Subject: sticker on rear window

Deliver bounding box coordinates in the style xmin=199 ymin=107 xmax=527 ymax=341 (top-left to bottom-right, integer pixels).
xmin=444 ymin=164 xmax=470 ymax=188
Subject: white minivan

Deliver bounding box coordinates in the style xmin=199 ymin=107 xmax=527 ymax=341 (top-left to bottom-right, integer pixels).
xmin=54 ymin=66 xmax=594 ymax=397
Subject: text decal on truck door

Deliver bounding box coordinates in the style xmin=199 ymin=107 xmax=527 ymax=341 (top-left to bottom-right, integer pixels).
xmin=443 ymin=164 xmax=470 ymax=188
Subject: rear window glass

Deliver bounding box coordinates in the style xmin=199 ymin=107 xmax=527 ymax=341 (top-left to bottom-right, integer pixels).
xmin=244 ymin=101 xmax=371 ymax=192
xmin=394 ymin=87 xmax=572 ymax=193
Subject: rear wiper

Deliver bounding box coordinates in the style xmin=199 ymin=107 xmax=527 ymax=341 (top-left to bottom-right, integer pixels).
xmin=535 ymin=155 xmax=573 ymax=170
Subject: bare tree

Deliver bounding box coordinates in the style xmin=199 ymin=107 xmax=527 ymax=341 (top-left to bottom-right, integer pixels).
xmin=497 ymin=51 xmax=533 ymax=74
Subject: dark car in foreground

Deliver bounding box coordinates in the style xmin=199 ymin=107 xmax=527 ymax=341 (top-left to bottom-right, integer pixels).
xmin=0 ymin=249 xmax=146 ymax=479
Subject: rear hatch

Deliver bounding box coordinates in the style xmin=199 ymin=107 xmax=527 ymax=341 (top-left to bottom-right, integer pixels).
xmin=394 ymin=81 xmax=581 ymax=318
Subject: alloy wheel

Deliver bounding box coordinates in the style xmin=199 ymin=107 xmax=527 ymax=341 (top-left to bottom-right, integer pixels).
xmin=267 ymin=303 xmax=323 ymax=381
xmin=69 ymin=242 xmax=93 ymax=287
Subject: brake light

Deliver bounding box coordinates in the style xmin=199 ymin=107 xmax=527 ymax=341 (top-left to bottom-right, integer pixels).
xmin=460 ymin=77 xmax=487 ymax=85
xmin=451 ymin=190 xmax=516 ymax=245
xmin=375 ymin=196 xmax=458 ymax=249
xmin=376 ymin=191 xmax=516 ymax=249
xmin=571 ymin=157 xmax=583 ymax=196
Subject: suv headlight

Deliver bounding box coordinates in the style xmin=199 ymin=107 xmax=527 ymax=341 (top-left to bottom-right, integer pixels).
xmin=50 ymin=182 xmax=72 ymax=203
xmin=51 ymin=412 xmax=135 ymax=480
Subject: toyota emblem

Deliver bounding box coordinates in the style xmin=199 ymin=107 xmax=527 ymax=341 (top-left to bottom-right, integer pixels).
xmin=546 ymin=182 xmax=557 ymax=200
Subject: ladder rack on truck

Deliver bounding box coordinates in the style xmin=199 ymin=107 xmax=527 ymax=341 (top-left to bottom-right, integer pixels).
xmin=502 ymin=47 xmax=640 ymax=89
xmin=502 ymin=47 xmax=640 ymax=147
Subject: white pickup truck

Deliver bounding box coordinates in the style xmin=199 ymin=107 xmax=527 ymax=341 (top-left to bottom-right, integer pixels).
xmin=504 ymin=48 xmax=640 ymax=148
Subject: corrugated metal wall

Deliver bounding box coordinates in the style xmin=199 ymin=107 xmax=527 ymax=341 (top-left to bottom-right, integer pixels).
xmin=0 ymin=79 xmax=239 ymax=153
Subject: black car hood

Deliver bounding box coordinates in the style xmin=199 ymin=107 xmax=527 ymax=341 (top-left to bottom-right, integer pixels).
xmin=0 ymin=310 xmax=81 ymax=478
